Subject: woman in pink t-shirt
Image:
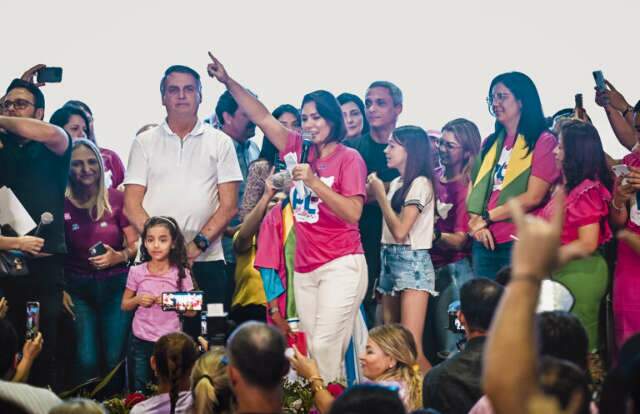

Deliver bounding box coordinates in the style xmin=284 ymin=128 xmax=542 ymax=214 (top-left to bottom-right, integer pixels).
xmin=539 ymin=120 xmax=613 ymax=352
xmin=468 ymin=72 xmax=560 ymax=279
xmin=208 ymin=54 xmax=368 ymax=383
xmin=610 ymin=151 xmax=640 ymax=350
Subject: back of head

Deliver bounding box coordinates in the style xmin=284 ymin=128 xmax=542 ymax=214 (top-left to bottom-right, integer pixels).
xmin=6 ymin=79 xmax=45 ymax=110
xmin=459 ymin=278 xmax=504 ymax=332
xmin=538 ymin=356 xmax=590 ymax=414
xmin=227 ymin=322 xmax=288 ymax=390
xmin=191 ymin=347 xmax=232 ymax=414
xmin=0 ymin=318 xmax=18 ymax=378
xmin=154 ymin=332 xmax=199 ymax=414
xmin=536 ymin=311 xmax=588 ymax=370
xmin=328 ymin=384 xmax=407 ymax=414
xmin=301 ymin=90 xmax=347 ymax=143
xmin=49 ymin=398 xmax=106 ymax=414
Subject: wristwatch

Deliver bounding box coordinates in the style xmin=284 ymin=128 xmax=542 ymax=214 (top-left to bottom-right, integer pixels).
xmin=482 ymin=211 xmax=493 ymax=226
xmin=193 ymin=232 xmax=211 ymax=252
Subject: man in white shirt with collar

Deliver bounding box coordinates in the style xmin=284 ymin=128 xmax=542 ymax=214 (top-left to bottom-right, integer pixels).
xmin=124 ymin=65 xmax=242 ymax=313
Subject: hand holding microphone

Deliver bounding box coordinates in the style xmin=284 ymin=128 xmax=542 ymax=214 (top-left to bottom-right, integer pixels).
xmin=34 ymin=212 xmax=53 ymax=237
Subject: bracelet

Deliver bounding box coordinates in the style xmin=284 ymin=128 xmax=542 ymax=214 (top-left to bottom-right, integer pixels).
xmin=611 ymin=198 xmax=625 ymax=211
xmin=309 ymin=376 xmax=325 ymax=395
xmin=268 ymin=306 xmax=280 ymax=315
xmin=623 ymin=106 xmax=634 ymax=117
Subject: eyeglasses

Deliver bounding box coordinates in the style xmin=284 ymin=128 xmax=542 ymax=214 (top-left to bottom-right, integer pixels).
xmin=436 ymin=139 xmax=462 ymax=151
xmin=486 ymin=92 xmax=512 ymax=116
xmin=1 ymin=99 xmax=35 ymax=111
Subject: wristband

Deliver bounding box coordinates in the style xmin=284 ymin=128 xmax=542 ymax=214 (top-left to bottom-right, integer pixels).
xmin=611 ymin=198 xmax=625 ymax=211
xmin=482 ymin=210 xmax=493 ymax=226
xmin=623 ymin=106 xmax=634 ymax=117
xmin=268 ymin=306 xmax=280 ymax=316
xmin=433 ymin=229 xmax=442 ymax=242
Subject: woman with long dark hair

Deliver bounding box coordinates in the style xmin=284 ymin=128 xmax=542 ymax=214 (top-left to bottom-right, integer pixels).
xmin=539 ymin=120 xmax=613 ymax=352
xmin=368 ymin=126 xmax=436 ymax=372
xmin=207 ymin=53 xmax=368 ymax=383
xmin=337 ymin=93 xmax=369 ymax=140
xmin=467 ymin=72 xmax=560 ymax=278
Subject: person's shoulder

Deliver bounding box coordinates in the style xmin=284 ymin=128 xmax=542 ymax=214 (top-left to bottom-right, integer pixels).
xmin=339 ymin=143 xmax=366 ymax=162
xmin=535 ymin=130 xmax=558 ymax=147
xmin=108 ymin=187 xmax=125 ymax=204
xmin=343 ymin=135 xmax=363 ymax=149
xmin=0 ymin=380 xmax=62 ymax=410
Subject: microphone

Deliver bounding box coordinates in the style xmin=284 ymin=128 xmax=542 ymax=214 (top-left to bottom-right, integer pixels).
xmin=300 ymin=132 xmax=313 ymax=164
xmin=34 ymin=212 xmax=54 ymax=237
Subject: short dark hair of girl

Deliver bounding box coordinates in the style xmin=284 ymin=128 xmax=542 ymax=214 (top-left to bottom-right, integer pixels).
xmin=484 ymin=71 xmax=547 ymax=156
xmin=160 ymin=65 xmax=202 ymax=96
xmin=139 ymin=216 xmax=191 ymax=290
xmin=559 ymin=120 xmax=613 ymax=193
xmin=153 ymin=332 xmax=199 ymax=414
xmin=49 ymin=106 xmax=90 ymax=134
xmin=301 ymin=90 xmax=347 ymax=143
xmin=389 ymin=126 xmax=436 ymax=213
xmin=337 ymin=92 xmax=370 ymax=136
xmin=260 ymin=104 xmax=302 ymax=162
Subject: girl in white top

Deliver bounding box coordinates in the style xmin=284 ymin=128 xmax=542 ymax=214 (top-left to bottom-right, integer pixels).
xmin=368 ymin=126 xmax=437 ymax=372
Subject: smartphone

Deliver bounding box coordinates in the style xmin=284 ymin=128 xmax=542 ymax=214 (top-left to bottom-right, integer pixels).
xmin=593 ymin=70 xmax=606 ymax=92
xmin=575 ymin=93 xmax=583 ymax=109
xmin=200 ymin=311 xmax=208 ymax=336
xmin=36 ymin=67 xmax=63 ymax=83
xmin=447 ymin=300 xmax=465 ymax=334
xmin=161 ymin=291 xmax=204 ymax=312
xmin=88 ymin=241 xmax=107 ymax=257
xmin=612 ymin=164 xmax=631 ymax=177
xmin=26 ymin=302 xmax=40 ymax=340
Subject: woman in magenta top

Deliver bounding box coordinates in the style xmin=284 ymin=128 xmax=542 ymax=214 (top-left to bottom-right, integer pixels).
xmin=539 ymin=120 xmax=613 ymax=351
xmin=207 ymin=53 xmax=368 ymax=383
xmin=610 ymin=151 xmax=640 ymax=350
xmin=63 ymin=139 xmax=138 ymax=391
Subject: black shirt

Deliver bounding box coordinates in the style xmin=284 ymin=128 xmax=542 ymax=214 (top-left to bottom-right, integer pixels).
xmin=344 ymin=133 xmax=399 ymax=278
xmin=0 ymin=133 xmax=72 ymax=254
xmin=422 ymin=336 xmax=486 ymax=414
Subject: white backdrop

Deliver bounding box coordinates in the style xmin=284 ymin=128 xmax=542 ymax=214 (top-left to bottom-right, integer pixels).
xmin=1 ymin=0 xmax=638 ymax=162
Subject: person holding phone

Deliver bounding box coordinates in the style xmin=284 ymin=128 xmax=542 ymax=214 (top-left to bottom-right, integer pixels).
xmin=63 ymin=139 xmax=137 ymax=391
xmin=121 ymin=216 xmax=195 ymax=391
xmin=467 ymin=72 xmax=560 ymax=279
xmin=208 ymin=52 xmax=368 ymax=383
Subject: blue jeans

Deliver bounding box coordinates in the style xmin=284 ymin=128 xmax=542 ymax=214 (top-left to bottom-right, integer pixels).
xmin=431 ymin=258 xmax=475 ymax=354
xmin=471 ymin=241 xmax=513 ymax=280
xmin=128 ymin=335 xmax=156 ymax=391
xmin=66 ymin=272 xmax=131 ymax=393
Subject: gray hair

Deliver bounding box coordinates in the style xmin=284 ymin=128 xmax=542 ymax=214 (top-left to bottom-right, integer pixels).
xmin=368 ymin=81 xmax=403 ymax=106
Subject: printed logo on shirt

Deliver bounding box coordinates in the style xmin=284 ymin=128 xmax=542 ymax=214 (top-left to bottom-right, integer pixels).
xmin=105 ymin=170 xmax=113 ymax=189
xmin=492 ymin=147 xmax=513 ymax=191
xmin=100 ymin=221 xmax=108 ymax=228
xmin=290 ymin=176 xmax=335 ymax=224
xmin=436 ymin=199 xmax=453 ymax=221
xmin=71 ymin=223 xmax=80 ymax=231
xmin=64 ymin=213 xmax=71 ymax=221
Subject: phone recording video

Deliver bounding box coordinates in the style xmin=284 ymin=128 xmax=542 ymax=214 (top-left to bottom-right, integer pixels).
xmin=161 ymin=291 xmax=204 ymax=312
xmin=593 ymin=70 xmax=606 ymax=92
xmin=36 ymin=67 xmax=63 ymax=83
xmin=26 ymin=301 xmax=40 ymax=340
xmin=89 ymin=241 xmax=107 ymax=257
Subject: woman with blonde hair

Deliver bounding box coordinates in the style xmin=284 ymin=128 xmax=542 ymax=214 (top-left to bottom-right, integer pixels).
xmin=63 ymin=139 xmax=137 ymax=392
xmin=290 ymin=323 xmax=423 ymax=412
xmin=190 ymin=347 xmax=232 ymax=414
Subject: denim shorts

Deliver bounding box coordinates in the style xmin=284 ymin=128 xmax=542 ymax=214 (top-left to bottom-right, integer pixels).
xmin=377 ymin=244 xmax=437 ymax=296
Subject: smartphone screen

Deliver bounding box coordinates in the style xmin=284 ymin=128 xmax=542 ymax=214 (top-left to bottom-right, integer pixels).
xmin=161 ymin=291 xmax=204 ymax=312
xmin=26 ymin=302 xmax=40 ymax=340
xmin=36 ymin=67 xmax=63 ymax=83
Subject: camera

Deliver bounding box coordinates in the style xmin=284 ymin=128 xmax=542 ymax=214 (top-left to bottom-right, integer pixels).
xmin=447 ymin=300 xmax=465 ymax=334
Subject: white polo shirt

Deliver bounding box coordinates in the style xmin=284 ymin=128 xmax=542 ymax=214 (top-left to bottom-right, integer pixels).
xmin=124 ymin=119 xmax=243 ymax=262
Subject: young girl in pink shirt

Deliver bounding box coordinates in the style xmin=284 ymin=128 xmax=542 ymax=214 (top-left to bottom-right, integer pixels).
xmin=122 ymin=216 xmax=195 ymax=391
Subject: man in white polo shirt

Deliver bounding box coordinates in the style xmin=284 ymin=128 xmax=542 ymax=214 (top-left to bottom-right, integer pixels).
xmin=124 ymin=65 xmax=242 ymax=313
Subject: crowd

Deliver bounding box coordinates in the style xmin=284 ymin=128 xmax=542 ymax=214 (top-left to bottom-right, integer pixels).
xmin=0 ymin=52 xmax=639 ymax=414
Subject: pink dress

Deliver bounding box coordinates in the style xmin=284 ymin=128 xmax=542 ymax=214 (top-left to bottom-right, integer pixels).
xmin=614 ymin=152 xmax=640 ymax=348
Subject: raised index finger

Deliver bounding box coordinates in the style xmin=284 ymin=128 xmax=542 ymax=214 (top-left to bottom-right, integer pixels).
xmin=207 ymin=51 xmax=217 ymax=63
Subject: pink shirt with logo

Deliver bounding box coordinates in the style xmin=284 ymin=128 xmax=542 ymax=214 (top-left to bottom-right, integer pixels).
xmin=64 ymin=188 xmax=130 ymax=278
xmin=431 ymin=170 xmax=471 ymax=268
xmin=126 ymin=263 xmax=194 ymax=342
xmin=486 ymin=131 xmax=560 ymax=244
xmin=282 ymin=132 xmax=367 ymax=273
xmin=100 ymin=147 xmax=125 ymax=189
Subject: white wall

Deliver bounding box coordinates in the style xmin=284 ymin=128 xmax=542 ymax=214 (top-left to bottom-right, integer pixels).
xmin=2 ymin=0 xmax=638 ymax=162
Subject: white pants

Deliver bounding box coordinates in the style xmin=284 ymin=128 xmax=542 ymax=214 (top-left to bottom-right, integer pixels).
xmin=294 ymin=254 xmax=368 ymax=382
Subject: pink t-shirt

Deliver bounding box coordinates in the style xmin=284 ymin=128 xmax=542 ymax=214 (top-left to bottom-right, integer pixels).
xmin=100 ymin=147 xmax=125 ymax=189
xmin=486 ymin=131 xmax=560 ymax=244
xmin=64 ymin=188 xmax=130 ymax=278
xmin=282 ymin=132 xmax=367 ymax=273
xmin=126 ymin=263 xmax=194 ymax=342
xmin=538 ymin=179 xmax=612 ymax=246
xmin=431 ymin=171 xmax=471 ymax=268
